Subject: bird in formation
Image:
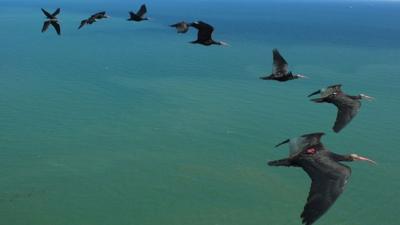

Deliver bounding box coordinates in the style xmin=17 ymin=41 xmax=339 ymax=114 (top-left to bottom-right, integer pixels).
xmin=268 ymin=132 xmax=375 ymax=225
xmin=127 ymin=4 xmax=148 ymax=22
xmin=189 ymin=21 xmax=228 ymax=46
xmin=308 ymin=84 xmax=374 ymax=133
xmin=170 ymin=21 xmax=189 ymax=33
xmin=260 ymin=49 xmax=307 ymax=81
xmin=41 ymin=8 xmax=61 ymax=35
xmin=37 ymin=6 xmax=377 ymax=225
xmin=78 ymin=11 xmax=109 ymax=29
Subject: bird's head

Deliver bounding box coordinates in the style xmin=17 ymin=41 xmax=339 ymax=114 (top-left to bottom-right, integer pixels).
xmin=350 ymin=154 xmax=377 ymax=164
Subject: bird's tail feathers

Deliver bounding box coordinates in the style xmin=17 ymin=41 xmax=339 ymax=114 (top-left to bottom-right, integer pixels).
xmin=307 ymin=90 xmax=321 ymax=97
xmin=268 ymin=158 xmax=292 ymax=167
xmin=275 ymin=139 xmax=290 ymax=148
xmin=259 ymin=75 xmax=273 ymax=80
xmin=310 ymin=97 xmax=326 ymax=103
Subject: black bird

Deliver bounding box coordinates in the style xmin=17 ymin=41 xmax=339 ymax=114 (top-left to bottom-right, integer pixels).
xmin=268 ymin=132 xmax=375 ymax=225
xmin=189 ymin=21 xmax=228 ymax=46
xmin=127 ymin=4 xmax=148 ymax=22
xmin=79 ymin=11 xmax=109 ymax=29
xmin=170 ymin=21 xmax=189 ymax=33
xmin=260 ymin=49 xmax=307 ymax=81
xmin=308 ymin=84 xmax=374 ymax=133
xmin=41 ymin=8 xmax=61 ymax=35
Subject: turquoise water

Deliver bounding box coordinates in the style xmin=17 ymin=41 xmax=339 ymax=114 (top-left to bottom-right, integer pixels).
xmin=1 ymin=1 xmax=400 ymax=225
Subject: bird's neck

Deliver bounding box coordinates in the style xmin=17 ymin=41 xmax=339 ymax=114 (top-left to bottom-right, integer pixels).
xmin=211 ymin=40 xmax=222 ymax=45
xmin=330 ymin=152 xmax=353 ymax=162
xmin=345 ymin=94 xmax=362 ymax=100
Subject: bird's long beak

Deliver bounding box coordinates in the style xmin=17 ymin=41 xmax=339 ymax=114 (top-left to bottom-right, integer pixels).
xmin=297 ymin=74 xmax=309 ymax=79
xmin=308 ymin=90 xmax=321 ymax=97
xmin=360 ymin=94 xmax=374 ymax=101
xmin=220 ymin=41 xmax=230 ymax=47
xmin=275 ymin=139 xmax=290 ymax=148
xmin=351 ymin=154 xmax=377 ymax=165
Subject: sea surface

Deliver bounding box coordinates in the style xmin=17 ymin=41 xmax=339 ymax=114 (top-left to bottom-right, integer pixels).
xmin=1 ymin=1 xmax=399 ymax=225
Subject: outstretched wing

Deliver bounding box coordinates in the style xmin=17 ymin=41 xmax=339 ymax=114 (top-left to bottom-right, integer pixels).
xmin=275 ymin=133 xmax=325 ymax=157
xmin=129 ymin=11 xmax=136 ymax=18
xmin=190 ymin=21 xmax=214 ymax=42
xmin=41 ymin=8 xmax=52 ymax=18
xmin=78 ymin=20 xmax=87 ymax=29
xmin=52 ymin=8 xmax=61 ymax=17
xmin=51 ymin=21 xmax=61 ymax=35
xmin=272 ymin=48 xmax=288 ymax=76
xmin=332 ymin=96 xmax=361 ymax=133
xmin=301 ymin=158 xmax=351 ymax=225
xmin=136 ymin=4 xmax=147 ymax=17
xmin=92 ymin=11 xmax=106 ymax=19
xmin=41 ymin=21 xmax=50 ymax=32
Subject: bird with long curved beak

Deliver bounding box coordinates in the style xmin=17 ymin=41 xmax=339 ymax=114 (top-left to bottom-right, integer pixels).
xmin=127 ymin=4 xmax=149 ymax=22
xmin=308 ymin=84 xmax=374 ymax=133
xmin=78 ymin=11 xmax=109 ymax=29
xmin=268 ymin=132 xmax=376 ymax=225
xmin=189 ymin=21 xmax=229 ymax=46
xmin=260 ymin=49 xmax=307 ymax=82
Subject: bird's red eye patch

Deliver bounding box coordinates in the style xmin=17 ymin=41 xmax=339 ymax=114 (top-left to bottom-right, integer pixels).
xmin=306 ymin=148 xmax=316 ymax=154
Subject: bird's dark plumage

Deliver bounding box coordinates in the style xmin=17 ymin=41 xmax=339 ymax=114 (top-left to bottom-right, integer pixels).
xmin=127 ymin=4 xmax=148 ymax=22
xmin=170 ymin=21 xmax=189 ymax=33
xmin=189 ymin=21 xmax=227 ymax=46
xmin=42 ymin=21 xmax=50 ymax=33
xmin=308 ymin=84 xmax=371 ymax=132
xmin=78 ymin=11 xmax=109 ymax=29
xmin=273 ymin=48 xmax=289 ymax=76
xmin=41 ymin=8 xmax=61 ymax=35
xmin=301 ymin=164 xmax=350 ymax=225
xmin=50 ymin=21 xmax=61 ymax=35
xmin=268 ymin=133 xmax=367 ymax=225
xmin=260 ymin=48 xmax=305 ymax=81
xmin=41 ymin=8 xmax=60 ymax=19
xmin=41 ymin=8 xmax=53 ymax=18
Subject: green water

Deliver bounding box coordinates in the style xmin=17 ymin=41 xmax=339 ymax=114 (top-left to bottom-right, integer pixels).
xmin=1 ymin=1 xmax=399 ymax=225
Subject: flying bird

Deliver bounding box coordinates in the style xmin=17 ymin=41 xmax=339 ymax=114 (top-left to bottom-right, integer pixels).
xmin=78 ymin=11 xmax=109 ymax=29
xmin=260 ymin=49 xmax=307 ymax=81
xmin=127 ymin=4 xmax=148 ymax=22
xmin=189 ymin=21 xmax=228 ymax=46
xmin=41 ymin=8 xmax=61 ymax=35
xmin=170 ymin=21 xmax=189 ymax=33
xmin=308 ymin=84 xmax=374 ymax=133
xmin=268 ymin=132 xmax=376 ymax=225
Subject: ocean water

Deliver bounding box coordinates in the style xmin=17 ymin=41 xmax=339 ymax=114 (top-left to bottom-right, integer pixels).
xmin=1 ymin=1 xmax=399 ymax=225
